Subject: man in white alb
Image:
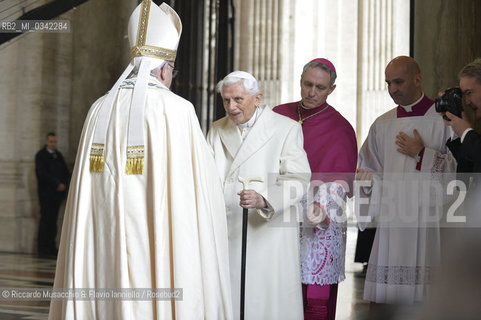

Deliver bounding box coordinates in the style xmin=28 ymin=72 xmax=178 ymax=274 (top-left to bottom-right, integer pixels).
xmin=356 ymin=56 xmax=456 ymax=306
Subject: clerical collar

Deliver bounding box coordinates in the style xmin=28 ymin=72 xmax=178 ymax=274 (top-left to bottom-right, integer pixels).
xmin=46 ymin=147 xmax=55 ymax=154
xmin=238 ymin=106 xmax=260 ymax=129
xmin=397 ymin=94 xmax=434 ymax=118
xmin=400 ymin=93 xmax=424 ymax=112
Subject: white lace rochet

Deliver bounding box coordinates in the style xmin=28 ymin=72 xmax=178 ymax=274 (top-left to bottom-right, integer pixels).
xmin=300 ymin=182 xmax=347 ymax=286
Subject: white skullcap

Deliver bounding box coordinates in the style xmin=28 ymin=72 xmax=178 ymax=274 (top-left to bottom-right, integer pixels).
xmin=225 ymin=70 xmax=257 ymax=82
xmin=217 ymin=70 xmax=260 ymax=96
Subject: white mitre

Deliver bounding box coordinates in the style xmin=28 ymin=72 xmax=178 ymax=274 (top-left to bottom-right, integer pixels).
xmin=128 ymin=1 xmax=181 ymax=68
xmin=90 ymin=0 xmax=182 ymax=175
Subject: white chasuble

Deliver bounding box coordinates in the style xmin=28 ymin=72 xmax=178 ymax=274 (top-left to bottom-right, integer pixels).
xmin=49 ymin=77 xmax=233 ymax=319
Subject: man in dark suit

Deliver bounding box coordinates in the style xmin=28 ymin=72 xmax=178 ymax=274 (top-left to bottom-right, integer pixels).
xmin=442 ymin=59 xmax=481 ymax=247
xmin=444 ymin=58 xmax=481 ymax=174
xmin=440 ymin=59 xmax=481 ymax=292
xmin=35 ymin=132 xmax=70 ymax=257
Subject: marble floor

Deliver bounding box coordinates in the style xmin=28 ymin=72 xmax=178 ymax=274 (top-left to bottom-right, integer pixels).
xmin=0 ymin=227 xmax=370 ymax=320
xmin=0 ymin=253 xmax=55 ymax=319
xmin=336 ymin=227 xmax=370 ymax=320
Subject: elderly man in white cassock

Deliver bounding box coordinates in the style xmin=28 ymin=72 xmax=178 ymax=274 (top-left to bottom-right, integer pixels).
xmin=207 ymin=71 xmax=311 ymax=320
xmin=49 ymin=1 xmax=233 ymax=319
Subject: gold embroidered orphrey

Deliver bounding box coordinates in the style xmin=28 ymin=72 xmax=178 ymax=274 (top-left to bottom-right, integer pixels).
xmin=89 ymin=143 xmax=105 ymax=172
xmin=90 ymin=0 xmax=177 ymax=174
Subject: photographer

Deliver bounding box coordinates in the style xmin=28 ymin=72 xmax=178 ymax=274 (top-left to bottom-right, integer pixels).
xmin=443 ymin=58 xmax=481 ymax=173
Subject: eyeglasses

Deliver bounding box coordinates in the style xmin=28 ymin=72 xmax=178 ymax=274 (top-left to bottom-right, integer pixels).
xmin=168 ymin=63 xmax=179 ymax=79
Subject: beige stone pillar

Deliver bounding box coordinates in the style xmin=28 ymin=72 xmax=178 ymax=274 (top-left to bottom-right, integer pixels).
xmin=356 ymin=0 xmax=410 ymax=143
xmin=0 ymin=32 xmax=46 ymax=252
xmin=234 ymin=0 xmax=283 ymax=107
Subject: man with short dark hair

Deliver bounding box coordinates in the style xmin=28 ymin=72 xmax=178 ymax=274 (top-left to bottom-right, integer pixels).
xmin=35 ymin=132 xmax=69 ymax=257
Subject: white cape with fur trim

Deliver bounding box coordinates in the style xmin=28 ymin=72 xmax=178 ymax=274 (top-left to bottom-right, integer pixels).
xmin=49 ymin=77 xmax=233 ymax=320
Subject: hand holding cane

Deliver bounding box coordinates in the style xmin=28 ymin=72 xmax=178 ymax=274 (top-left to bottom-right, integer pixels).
xmin=237 ymin=176 xmax=264 ymax=320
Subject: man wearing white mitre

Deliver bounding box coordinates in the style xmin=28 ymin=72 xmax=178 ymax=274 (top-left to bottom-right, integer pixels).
xmin=49 ymin=1 xmax=233 ymax=319
xmin=207 ymin=71 xmax=311 ymax=319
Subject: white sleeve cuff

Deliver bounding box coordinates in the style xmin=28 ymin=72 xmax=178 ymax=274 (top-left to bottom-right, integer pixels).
xmin=461 ymin=128 xmax=474 ymax=143
xmin=256 ymin=200 xmax=274 ymax=220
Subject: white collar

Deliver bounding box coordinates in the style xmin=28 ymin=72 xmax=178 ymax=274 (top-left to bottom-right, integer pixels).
xmin=238 ymin=106 xmax=260 ymax=129
xmin=400 ymin=93 xmax=424 ymax=112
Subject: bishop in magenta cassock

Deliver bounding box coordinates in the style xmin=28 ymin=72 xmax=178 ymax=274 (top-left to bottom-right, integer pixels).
xmin=274 ymin=58 xmax=358 ymax=320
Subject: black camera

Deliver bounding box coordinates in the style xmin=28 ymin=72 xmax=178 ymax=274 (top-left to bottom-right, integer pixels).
xmin=434 ymin=87 xmax=463 ymax=121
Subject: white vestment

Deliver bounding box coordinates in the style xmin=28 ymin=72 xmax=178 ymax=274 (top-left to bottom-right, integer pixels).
xmin=207 ymin=106 xmax=311 ymax=320
xmin=357 ymin=104 xmax=456 ymax=304
xmin=49 ymin=76 xmax=233 ymax=319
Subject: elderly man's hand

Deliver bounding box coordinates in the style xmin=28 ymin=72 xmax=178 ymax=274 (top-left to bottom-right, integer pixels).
xmin=238 ymin=189 xmax=267 ymax=209
xmin=396 ymin=129 xmax=424 ymax=158
xmin=443 ymin=111 xmax=472 ymax=137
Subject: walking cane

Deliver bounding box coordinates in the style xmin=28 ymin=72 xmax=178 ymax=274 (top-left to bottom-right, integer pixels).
xmin=238 ymin=176 xmax=264 ymax=320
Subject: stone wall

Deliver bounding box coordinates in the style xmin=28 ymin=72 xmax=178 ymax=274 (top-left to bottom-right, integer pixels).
xmin=414 ymin=0 xmax=481 ymax=127
xmin=0 ymin=0 xmax=135 ymax=253
xmin=414 ymin=0 xmax=481 ymax=98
